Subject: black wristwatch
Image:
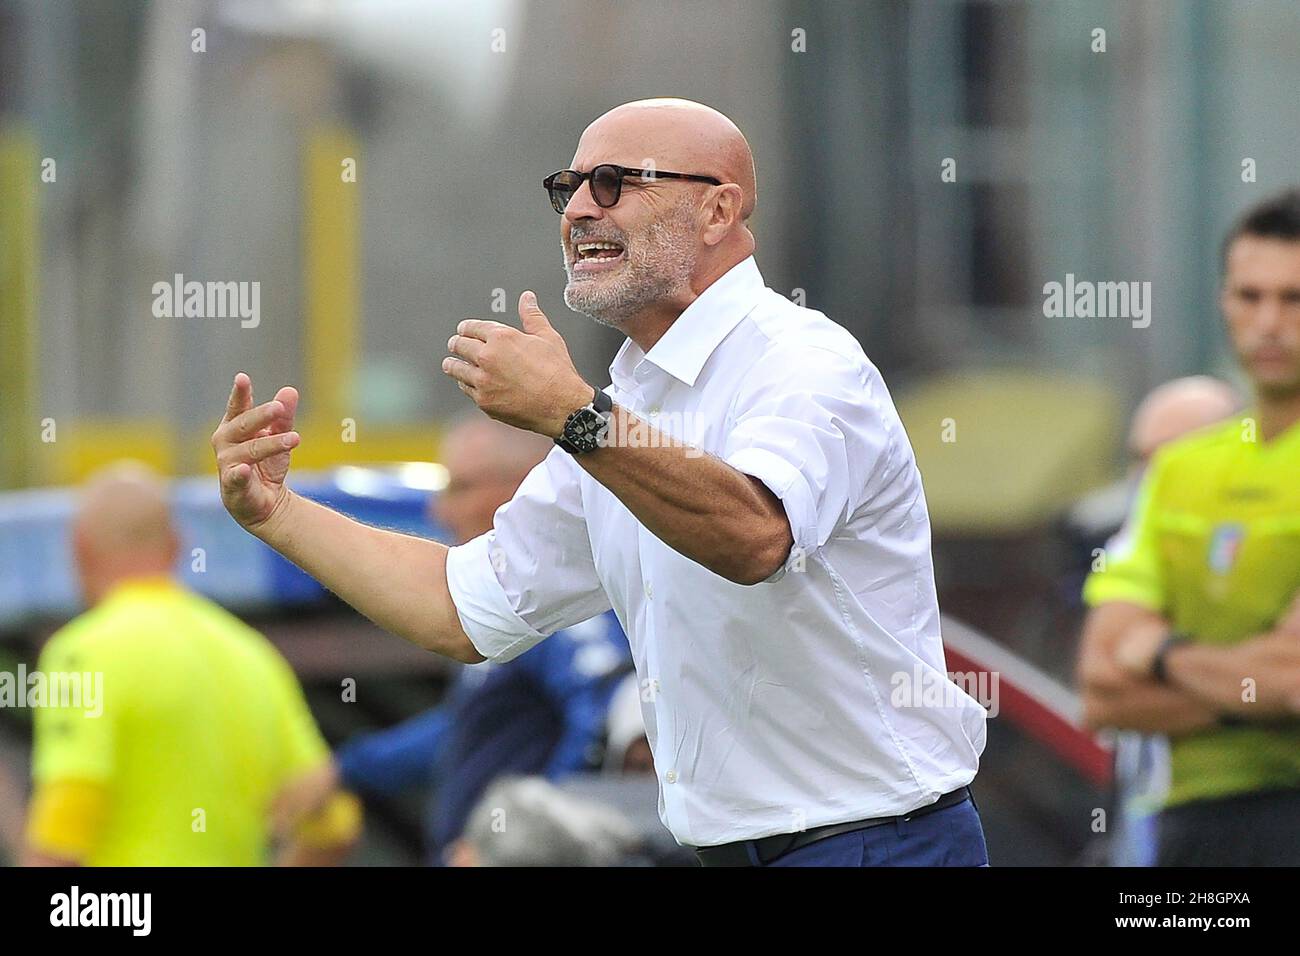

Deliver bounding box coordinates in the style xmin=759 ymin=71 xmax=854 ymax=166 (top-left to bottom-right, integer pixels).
xmin=1150 ymin=632 xmax=1191 ymax=684
xmin=555 ymin=387 xmax=614 ymax=455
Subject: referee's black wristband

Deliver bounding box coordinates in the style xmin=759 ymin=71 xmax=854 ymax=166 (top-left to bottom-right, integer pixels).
xmin=1150 ymin=632 xmax=1191 ymax=684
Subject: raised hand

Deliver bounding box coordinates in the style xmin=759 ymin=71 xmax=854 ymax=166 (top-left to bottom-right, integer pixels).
xmin=211 ymin=372 xmax=301 ymax=532
xmin=442 ymin=291 xmax=592 ymax=437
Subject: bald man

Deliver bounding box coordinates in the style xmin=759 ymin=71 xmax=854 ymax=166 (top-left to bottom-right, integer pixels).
xmin=23 ymin=463 xmax=360 ymax=866
xmin=212 ymin=99 xmax=989 ymax=866
xmin=1068 ymin=376 xmax=1242 ymax=540
xmin=1128 ymin=376 xmax=1242 ymax=464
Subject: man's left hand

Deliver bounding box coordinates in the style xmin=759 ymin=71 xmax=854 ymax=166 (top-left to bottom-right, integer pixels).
xmin=443 ymin=291 xmax=593 ymax=438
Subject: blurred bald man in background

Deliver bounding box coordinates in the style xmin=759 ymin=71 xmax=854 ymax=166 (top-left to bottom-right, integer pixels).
xmin=1066 ymin=376 xmax=1242 ymax=548
xmin=23 ymin=462 xmax=359 ymax=866
xmin=1128 ymin=376 xmax=1242 ymax=464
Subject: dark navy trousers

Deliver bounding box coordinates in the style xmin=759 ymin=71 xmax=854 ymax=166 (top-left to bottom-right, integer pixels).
xmin=759 ymin=795 xmax=990 ymax=867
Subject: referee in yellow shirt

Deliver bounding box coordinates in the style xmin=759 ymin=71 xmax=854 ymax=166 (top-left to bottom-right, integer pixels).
xmin=22 ymin=463 xmax=361 ymax=866
xmin=1080 ymin=188 xmax=1300 ymax=866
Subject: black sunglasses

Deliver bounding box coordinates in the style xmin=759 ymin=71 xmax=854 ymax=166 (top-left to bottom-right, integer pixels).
xmin=543 ymin=163 xmax=722 ymax=214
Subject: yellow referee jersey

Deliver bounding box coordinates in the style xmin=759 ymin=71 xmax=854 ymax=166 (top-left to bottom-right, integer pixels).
xmin=29 ymin=578 xmax=330 ymax=865
xmin=1084 ymin=414 xmax=1300 ymax=806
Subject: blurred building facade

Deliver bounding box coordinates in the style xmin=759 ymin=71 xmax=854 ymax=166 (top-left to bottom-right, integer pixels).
xmin=1 ymin=0 xmax=1298 ymax=489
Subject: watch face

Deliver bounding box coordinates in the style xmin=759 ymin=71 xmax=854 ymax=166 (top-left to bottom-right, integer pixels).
xmin=564 ymin=407 xmax=606 ymax=453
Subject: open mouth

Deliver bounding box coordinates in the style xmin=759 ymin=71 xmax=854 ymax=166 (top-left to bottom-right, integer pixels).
xmin=572 ymin=240 xmax=627 ymax=273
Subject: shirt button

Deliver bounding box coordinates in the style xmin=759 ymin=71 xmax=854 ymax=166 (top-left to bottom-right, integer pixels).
xmin=665 ymin=770 xmax=677 ymax=784
xmin=648 ymin=406 xmax=661 ymax=417
xmin=645 ymin=582 xmax=653 ymax=599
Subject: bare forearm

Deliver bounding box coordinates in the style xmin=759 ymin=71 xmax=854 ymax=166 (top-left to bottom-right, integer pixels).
xmin=1165 ymin=640 xmax=1300 ymax=717
xmin=576 ymin=406 xmax=792 ymax=584
xmin=251 ymin=491 xmax=482 ymax=662
xmin=1082 ymin=678 xmax=1219 ymax=735
xmin=1078 ymin=602 xmax=1218 ymax=734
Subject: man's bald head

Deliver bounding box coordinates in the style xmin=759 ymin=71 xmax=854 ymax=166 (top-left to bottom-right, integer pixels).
xmin=442 ymin=413 xmax=553 ymax=483
xmin=72 ymin=462 xmax=180 ymax=603
xmin=578 ymin=99 xmax=757 ymax=221
xmin=1128 ymin=376 xmax=1242 ymax=462
xmin=433 ymin=413 xmax=553 ymax=543
xmin=560 ymin=98 xmax=758 ymax=335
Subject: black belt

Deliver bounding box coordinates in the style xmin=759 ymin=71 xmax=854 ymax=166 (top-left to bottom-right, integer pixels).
xmin=694 ymin=786 xmax=973 ymax=867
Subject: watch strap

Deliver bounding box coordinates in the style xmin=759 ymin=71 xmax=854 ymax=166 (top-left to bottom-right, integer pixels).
xmin=1151 ymin=632 xmax=1191 ymax=684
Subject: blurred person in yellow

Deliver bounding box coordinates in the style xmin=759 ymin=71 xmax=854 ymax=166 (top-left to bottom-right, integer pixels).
xmin=22 ymin=462 xmax=361 ymax=866
xmin=1079 ymin=189 xmax=1300 ymax=866
xmin=1070 ymin=375 xmax=1240 ymax=866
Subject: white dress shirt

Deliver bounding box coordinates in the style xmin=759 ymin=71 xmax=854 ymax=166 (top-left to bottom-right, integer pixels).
xmin=446 ymin=256 xmax=986 ymax=847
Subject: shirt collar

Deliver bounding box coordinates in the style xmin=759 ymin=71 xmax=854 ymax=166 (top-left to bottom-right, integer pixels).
xmin=609 ymin=256 xmax=765 ymax=390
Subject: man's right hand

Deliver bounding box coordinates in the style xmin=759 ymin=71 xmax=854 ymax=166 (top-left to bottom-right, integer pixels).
xmin=209 ymin=373 xmax=481 ymax=663
xmin=211 ymin=372 xmax=301 ymax=533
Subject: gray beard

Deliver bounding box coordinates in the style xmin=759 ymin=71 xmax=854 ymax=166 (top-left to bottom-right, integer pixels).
xmin=563 ymin=266 xmax=684 ymax=328
xmin=561 ymin=206 xmax=697 ymax=328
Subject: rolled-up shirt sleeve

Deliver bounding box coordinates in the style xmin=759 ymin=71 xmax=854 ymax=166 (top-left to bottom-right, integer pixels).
xmin=445 ymin=447 xmax=612 ymax=662
xmin=723 ymin=345 xmax=888 ymax=579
